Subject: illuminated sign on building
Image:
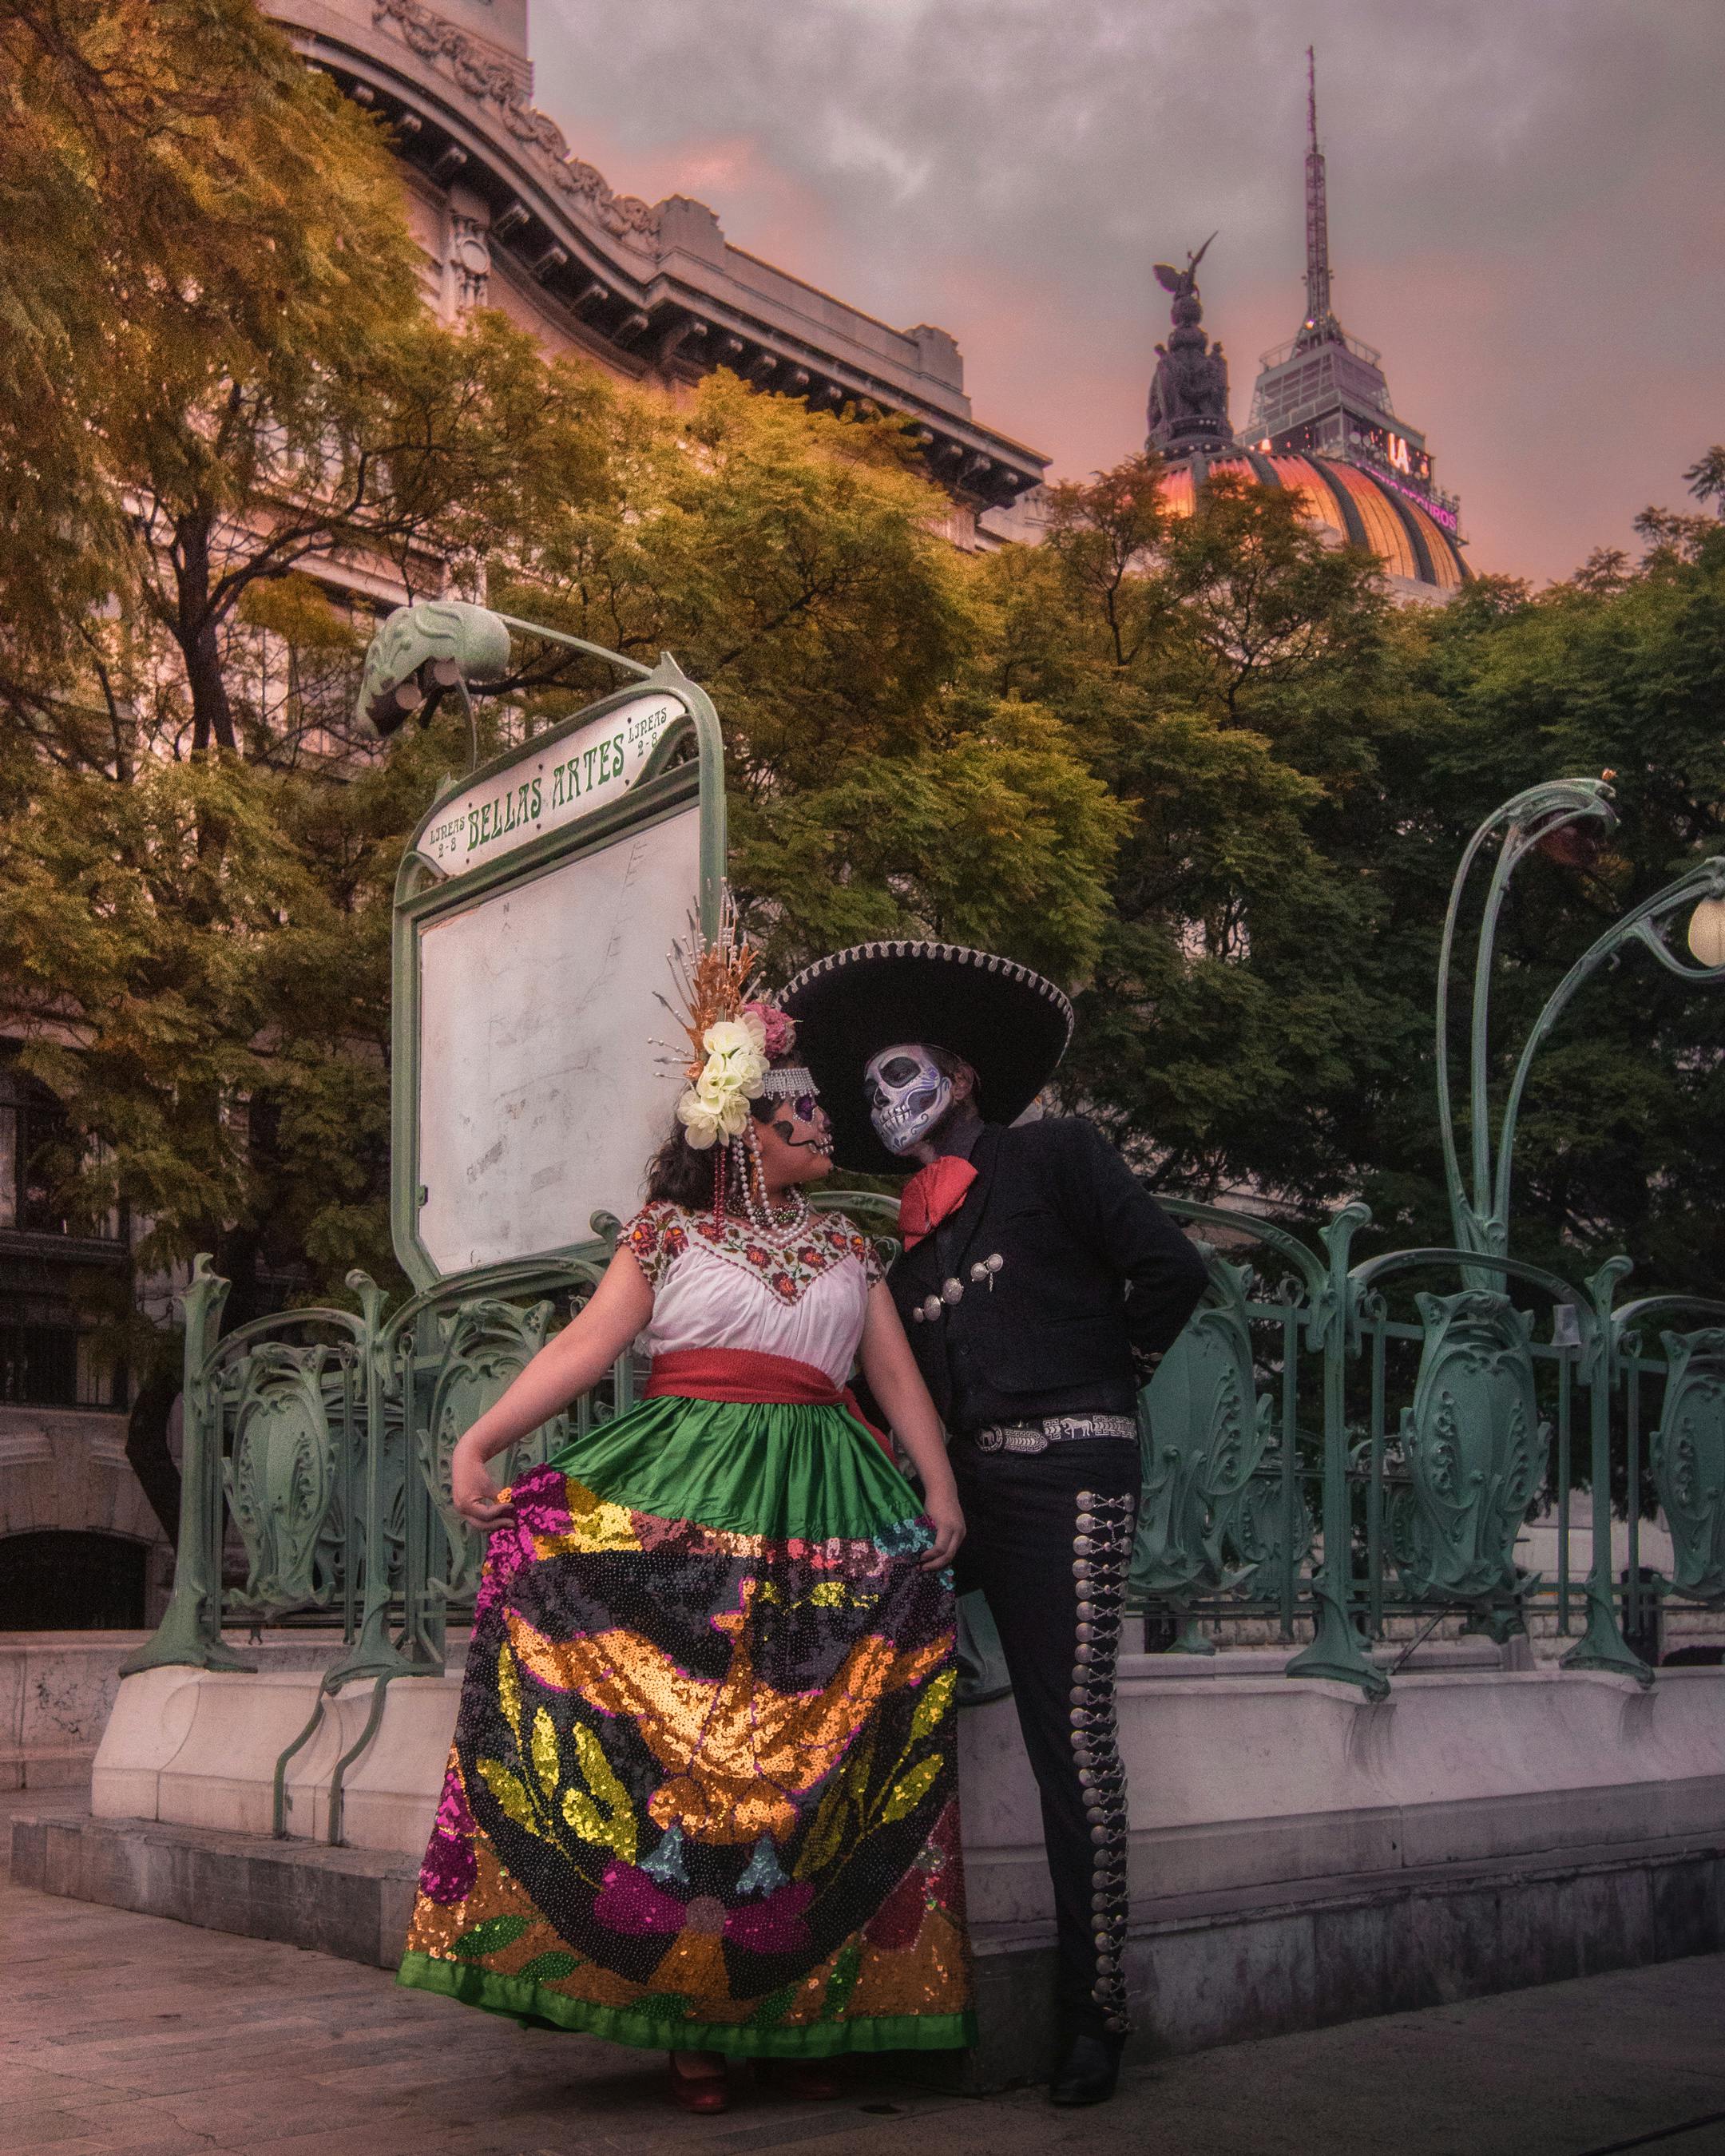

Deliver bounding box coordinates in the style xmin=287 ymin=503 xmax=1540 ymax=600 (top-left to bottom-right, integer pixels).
xmin=1371 ymin=466 xmax=1461 ymax=535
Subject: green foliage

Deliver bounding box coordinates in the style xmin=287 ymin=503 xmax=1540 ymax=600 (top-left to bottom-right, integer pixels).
xmin=980 ymin=456 xmax=1415 ymax=1202
xmin=492 ymin=371 xmax=1120 ymax=981
xmin=985 ymin=450 xmax=1725 ymax=1300
xmin=1355 ymin=515 xmax=1725 ymax=1291
xmin=1030 ymin=453 xmax=1725 ymax=1285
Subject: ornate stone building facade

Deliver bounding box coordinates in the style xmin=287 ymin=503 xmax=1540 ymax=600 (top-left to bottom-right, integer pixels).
xmin=275 ymin=0 xmax=1046 ymax=540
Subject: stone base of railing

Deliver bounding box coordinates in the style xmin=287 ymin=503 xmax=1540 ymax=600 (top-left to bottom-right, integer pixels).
xmin=1176 ymin=1607 xmax=1725 ymax=1659
xmin=87 ymin=1655 xmax=1725 ymax=1892
xmin=0 ymin=1628 xmax=357 ymax=1793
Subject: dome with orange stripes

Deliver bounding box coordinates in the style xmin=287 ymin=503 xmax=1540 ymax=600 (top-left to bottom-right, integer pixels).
xmin=1159 ymin=449 xmax=1469 ymax=598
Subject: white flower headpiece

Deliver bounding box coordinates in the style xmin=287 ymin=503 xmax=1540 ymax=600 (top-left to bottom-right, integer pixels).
xmin=656 ymin=893 xmax=799 ymax=1151
xmin=676 ymin=1009 xmax=769 ymax=1149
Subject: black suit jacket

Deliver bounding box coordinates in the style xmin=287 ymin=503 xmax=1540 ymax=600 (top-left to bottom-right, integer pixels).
xmin=886 ymin=1117 xmax=1208 ymax=1429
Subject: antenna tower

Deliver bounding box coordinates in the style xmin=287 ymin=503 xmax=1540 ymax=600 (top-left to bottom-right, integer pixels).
xmin=1302 ymin=46 xmax=1334 ymax=340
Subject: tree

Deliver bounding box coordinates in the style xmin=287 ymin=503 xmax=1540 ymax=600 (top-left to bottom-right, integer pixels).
xmin=981 ymin=444 xmax=1725 ymax=1302
xmin=1354 ymin=463 xmax=1725 ymax=1294
xmin=974 ymin=455 xmax=1423 ymax=1202
xmin=0 ymin=0 xmax=608 ymax=765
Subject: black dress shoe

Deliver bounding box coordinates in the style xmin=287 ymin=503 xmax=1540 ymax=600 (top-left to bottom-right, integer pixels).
xmin=1049 ymin=2028 xmax=1125 ymax=2106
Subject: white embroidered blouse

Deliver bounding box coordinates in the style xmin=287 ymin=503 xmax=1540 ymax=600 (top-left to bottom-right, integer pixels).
xmin=622 ymin=1202 xmax=883 ymax=1387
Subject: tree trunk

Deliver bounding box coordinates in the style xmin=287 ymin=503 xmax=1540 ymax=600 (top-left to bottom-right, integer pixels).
xmin=176 ymin=519 xmax=238 ymax=755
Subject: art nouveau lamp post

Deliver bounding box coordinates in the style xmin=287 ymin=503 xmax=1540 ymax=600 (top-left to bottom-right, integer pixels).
xmin=1434 ymin=779 xmax=1725 ymax=1676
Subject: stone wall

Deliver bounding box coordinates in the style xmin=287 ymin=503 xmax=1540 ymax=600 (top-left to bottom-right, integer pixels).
xmin=0 ymin=1407 xmax=172 ymax=1642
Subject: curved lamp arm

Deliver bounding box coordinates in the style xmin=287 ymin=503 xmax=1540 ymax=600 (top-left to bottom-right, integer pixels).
xmin=1489 ymin=854 xmax=1725 ymax=1253
xmin=1435 ymin=779 xmax=1617 ymax=1254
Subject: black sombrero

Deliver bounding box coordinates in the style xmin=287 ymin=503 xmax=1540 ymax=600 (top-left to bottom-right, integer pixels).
xmin=779 ymin=941 xmax=1075 ymax=1175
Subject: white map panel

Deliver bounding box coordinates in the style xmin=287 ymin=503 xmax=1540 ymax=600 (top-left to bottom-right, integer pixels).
xmin=415 ymin=805 xmax=698 ymax=1274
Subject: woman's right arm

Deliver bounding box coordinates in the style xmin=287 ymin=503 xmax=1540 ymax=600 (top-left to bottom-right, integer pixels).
xmin=450 ymin=1246 xmax=654 ymax=1528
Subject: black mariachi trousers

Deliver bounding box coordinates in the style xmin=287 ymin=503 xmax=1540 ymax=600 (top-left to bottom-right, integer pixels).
xmin=951 ymin=1437 xmax=1141 ymax=2039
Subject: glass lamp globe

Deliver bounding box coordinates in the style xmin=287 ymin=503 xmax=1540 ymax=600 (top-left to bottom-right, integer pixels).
xmin=1687 ymin=895 xmax=1725 ymax=968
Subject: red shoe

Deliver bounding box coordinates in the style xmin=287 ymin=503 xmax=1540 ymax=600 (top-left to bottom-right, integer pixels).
xmin=668 ymin=2055 xmax=729 ymax=2114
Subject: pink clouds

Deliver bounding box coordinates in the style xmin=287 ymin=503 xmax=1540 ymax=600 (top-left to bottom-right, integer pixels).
xmin=533 ymin=0 xmax=1725 ymax=586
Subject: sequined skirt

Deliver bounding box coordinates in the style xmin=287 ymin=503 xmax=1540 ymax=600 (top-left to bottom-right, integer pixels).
xmin=397 ymin=1394 xmax=974 ymax=2056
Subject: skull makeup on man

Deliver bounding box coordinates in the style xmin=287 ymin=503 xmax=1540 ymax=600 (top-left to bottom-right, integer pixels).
xmin=864 ymin=1044 xmax=954 ymax=1156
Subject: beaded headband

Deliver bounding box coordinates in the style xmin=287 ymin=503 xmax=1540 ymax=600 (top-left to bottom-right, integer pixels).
xmin=758 ymin=1065 xmax=818 ymax=1100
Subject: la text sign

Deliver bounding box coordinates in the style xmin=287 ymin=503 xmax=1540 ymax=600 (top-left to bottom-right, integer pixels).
xmin=420 ymin=691 xmax=686 ymax=877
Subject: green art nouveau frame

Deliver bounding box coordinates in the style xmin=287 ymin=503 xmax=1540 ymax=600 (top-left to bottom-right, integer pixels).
xmin=388 ymin=639 xmax=728 ymax=1294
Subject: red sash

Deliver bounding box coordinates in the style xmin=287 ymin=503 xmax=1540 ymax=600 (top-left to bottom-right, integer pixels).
xmin=643 ymin=1348 xmax=894 ymax=1462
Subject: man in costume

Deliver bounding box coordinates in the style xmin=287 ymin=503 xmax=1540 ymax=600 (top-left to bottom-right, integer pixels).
xmin=783 ymin=942 xmax=1208 ymax=2107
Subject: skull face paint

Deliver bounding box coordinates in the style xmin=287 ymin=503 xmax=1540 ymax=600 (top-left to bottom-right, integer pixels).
xmin=864 ymin=1044 xmax=952 ymax=1156
xmin=769 ymin=1094 xmax=833 ymax=1158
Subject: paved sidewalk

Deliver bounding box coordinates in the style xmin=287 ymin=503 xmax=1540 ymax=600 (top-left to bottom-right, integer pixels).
xmin=6 ymin=1863 xmax=1725 ymax=2156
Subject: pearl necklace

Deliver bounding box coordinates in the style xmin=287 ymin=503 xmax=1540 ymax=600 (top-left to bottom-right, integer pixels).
xmin=733 ymin=1125 xmax=811 ymax=1236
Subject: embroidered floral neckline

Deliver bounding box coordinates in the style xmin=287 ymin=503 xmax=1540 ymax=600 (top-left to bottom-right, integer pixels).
xmin=627 ymin=1201 xmax=876 ymax=1306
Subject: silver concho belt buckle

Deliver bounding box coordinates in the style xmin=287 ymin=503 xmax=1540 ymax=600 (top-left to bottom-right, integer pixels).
xmin=1002 ymin=1427 xmax=1050 ymax=1454
xmin=974 ymin=1425 xmax=1049 ymax=1454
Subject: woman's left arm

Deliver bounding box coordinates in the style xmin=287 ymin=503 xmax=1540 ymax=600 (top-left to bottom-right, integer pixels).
xmin=859 ymin=1283 xmax=964 ymax=1572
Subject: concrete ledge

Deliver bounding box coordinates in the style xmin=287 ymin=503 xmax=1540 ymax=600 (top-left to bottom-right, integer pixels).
xmin=9 ymin=1809 xmax=418 ymax=1971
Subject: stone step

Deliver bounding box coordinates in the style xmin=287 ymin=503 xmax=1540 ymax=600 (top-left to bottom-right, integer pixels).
xmin=13 ymin=1805 xmax=1725 ymax=2094
xmin=9 ymin=1805 xmax=419 ymax=1972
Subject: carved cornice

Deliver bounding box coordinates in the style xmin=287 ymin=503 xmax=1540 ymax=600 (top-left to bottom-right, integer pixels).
xmin=371 ymin=0 xmax=660 ymax=245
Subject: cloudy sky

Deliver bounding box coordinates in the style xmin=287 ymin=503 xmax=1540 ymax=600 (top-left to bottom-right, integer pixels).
xmin=533 ymin=0 xmax=1723 ymax=585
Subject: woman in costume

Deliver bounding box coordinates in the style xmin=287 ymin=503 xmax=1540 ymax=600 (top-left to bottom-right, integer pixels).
xmin=397 ymin=915 xmax=972 ymax=2114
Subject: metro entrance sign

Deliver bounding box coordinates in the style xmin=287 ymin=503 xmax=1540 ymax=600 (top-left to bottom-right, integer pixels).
xmin=417 ymin=690 xmax=688 ymax=878
xmin=380 ymin=608 xmax=726 ymax=1290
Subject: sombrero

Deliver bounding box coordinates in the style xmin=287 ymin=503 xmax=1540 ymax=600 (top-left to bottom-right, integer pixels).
xmin=779 ymin=941 xmax=1074 ymax=1175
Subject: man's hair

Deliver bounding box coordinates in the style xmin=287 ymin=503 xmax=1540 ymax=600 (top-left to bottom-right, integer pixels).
xmin=925 ymin=1044 xmax=980 ymax=1105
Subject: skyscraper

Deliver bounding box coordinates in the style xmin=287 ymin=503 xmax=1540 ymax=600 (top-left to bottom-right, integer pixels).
xmin=1243 ymin=53 xmax=1464 ymax=541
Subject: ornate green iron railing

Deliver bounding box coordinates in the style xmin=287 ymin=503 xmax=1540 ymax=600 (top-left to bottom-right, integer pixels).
xmin=121 ymin=1175 xmax=1725 ymax=1827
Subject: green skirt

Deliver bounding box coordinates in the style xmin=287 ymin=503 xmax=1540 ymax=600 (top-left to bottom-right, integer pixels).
xmin=397 ymin=1394 xmax=974 ymax=2057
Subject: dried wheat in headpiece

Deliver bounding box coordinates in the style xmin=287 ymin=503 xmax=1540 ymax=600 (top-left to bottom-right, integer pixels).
xmin=656 ymin=889 xmax=759 ymax=1082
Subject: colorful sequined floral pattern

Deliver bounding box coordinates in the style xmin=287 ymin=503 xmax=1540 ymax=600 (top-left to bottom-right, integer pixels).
xmin=624 ymin=1202 xmax=882 ymax=1304
xmin=401 ymin=1433 xmax=971 ymax=2057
